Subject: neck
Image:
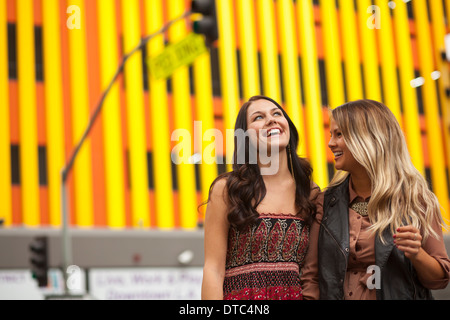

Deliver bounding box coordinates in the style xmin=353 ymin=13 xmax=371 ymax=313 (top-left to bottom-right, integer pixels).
xmin=260 ymin=148 xmax=293 ymax=183
xmin=350 ymin=170 xmax=371 ymax=198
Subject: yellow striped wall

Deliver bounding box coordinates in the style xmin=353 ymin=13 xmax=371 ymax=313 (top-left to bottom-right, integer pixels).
xmin=1 ymin=0 xmax=450 ymax=229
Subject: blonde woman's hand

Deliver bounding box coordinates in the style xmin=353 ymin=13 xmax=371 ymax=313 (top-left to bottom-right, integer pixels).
xmin=393 ymin=226 xmax=423 ymax=261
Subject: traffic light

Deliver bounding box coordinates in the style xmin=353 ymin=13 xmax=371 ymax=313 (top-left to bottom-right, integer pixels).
xmin=29 ymin=236 xmax=48 ymax=287
xmin=191 ymin=0 xmax=218 ymax=45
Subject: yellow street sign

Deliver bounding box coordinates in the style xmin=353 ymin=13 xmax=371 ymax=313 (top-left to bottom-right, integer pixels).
xmin=148 ymin=32 xmax=207 ymax=80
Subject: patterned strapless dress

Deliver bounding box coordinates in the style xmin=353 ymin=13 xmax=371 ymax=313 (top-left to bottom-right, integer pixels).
xmin=223 ymin=213 xmax=309 ymax=300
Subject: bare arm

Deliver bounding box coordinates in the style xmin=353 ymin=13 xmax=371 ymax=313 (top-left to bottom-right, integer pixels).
xmin=201 ymin=178 xmax=230 ymax=300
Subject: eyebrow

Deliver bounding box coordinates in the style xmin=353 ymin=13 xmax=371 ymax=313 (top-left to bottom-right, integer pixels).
xmin=330 ymin=128 xmax=341 ymax=134
xmin=250 ymin=107 xmax=280 ymax=117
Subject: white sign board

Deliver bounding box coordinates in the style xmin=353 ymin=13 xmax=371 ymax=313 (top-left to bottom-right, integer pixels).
xmin=88 ymin=267 xmax=203 ymax=300
xmin=0 ymin=268 xmax=86 ymax=300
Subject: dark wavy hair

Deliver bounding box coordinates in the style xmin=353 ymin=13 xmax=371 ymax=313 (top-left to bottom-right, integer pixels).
xmin=201 ymin=95 xmax=317 ymax=229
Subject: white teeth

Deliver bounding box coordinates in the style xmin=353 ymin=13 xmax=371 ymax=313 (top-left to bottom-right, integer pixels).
xmin=334 ymin=152 xmax=343 ymax=157
xmin=268 ymin=129 xmax=280 ymax=137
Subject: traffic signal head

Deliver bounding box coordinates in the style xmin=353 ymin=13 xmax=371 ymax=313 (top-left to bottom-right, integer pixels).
xmin=29 ymin=236 xmax=48 ymax=287
xmin=191 ymin=0 xmax=218 ymax=45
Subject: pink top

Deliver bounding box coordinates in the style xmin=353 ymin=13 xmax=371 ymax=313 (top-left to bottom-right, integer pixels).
xmin=301 ymin=180 xmax=450 ymax=300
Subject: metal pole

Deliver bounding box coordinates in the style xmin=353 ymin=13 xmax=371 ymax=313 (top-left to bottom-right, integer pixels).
xmin=61 ymin=170 xmax=71 ymax=295
xmin=57 ymin=10 xmax=192 ymax=297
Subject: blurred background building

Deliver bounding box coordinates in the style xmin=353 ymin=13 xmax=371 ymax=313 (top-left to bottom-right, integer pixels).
xmin=0 ymin=0 xmax=449 ymax=299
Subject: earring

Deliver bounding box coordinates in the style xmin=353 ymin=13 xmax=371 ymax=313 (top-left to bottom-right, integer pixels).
xmin=287 ymin=144 xmax=295 ymax=180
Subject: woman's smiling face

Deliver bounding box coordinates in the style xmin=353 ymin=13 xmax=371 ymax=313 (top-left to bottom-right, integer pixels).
xmin=328 ymin=119 xmax=361 ymax=172
xmin=246 ymin=99 xmax=290 ymax=151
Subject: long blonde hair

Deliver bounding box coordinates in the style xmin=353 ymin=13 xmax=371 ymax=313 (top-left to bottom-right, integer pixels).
xmin=328 ymin=99 xmax=446 ymax=242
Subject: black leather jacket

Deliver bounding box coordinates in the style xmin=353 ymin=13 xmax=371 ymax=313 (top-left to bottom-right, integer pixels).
xmin=318 ymin=176 xmax=433 ymax=300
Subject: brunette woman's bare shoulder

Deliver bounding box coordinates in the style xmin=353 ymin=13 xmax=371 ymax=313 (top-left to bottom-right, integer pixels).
xmin=209 ymin=175 xmax=229 ymax=201
xmin=205 ymin=176 xmax=229 ymax=226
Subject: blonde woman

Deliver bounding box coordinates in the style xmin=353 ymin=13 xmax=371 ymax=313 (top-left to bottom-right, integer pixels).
xmin=301 ymin=99 xmax=450 ymax=300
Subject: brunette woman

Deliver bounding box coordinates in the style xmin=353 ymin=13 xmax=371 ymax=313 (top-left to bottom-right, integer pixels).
xmin=201 ymin=95 xmax=319 ymax=300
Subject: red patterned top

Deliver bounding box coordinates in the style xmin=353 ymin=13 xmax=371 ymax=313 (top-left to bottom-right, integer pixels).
xmin=223 ymin=213 xmax=309 ymax=300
